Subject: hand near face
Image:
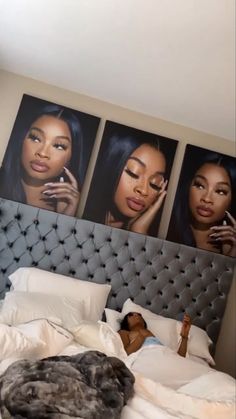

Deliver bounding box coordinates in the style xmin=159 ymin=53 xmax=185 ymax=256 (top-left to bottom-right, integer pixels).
xmin=42 ymin=167 xmax=80 ymax=216
xmin=128 ymin=179 xmax=168 ymax=234
xmin=180 ymin=314 xmax=191 ymax=338
xmin=209 ymin=211 xmax=236 ymax=257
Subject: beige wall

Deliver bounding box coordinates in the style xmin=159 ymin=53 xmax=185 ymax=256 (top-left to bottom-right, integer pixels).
xmin=0 ymin=69 xmax=235 ymax=376
xmin=215 ymin=272 xmax=236 ymax=378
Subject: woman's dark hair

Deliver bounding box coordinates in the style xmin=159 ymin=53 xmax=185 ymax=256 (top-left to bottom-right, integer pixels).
xmin=84 ymin=129 xmax=167 ymax=227
xmin=167 ymin=148 xmax=236 ymax=247
xmin=0 ymin=104 xmax=83 ymax=205
xmin=119 ymin=312 xmax=147 ymax=331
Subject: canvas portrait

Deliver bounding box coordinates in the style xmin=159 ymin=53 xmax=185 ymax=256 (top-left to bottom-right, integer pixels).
xmin=167 ymin=144 xmax=236 ymax=257
xmin=0 ymin=94 xmax=100 ymax=217
xmin=83 ymin=120 xmax=178 ymax=237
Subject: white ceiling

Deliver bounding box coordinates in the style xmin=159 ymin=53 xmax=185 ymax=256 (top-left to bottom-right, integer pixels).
xmin=0 ymin=0 xmax=235 ymax=141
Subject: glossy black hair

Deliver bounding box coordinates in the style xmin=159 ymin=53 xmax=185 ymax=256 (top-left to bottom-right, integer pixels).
xmin=119 ymin=312 xmax=147 ymax=331
xmin=0 ymin=104 xmax=83 ymax=205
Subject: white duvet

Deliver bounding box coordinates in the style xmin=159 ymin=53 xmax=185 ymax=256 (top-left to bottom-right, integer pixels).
xmin=123 ymin=345 xmax=235 ymax=418
xmin=125 ymin=344 xmax=213 ymax=389
xmin=0 ymin=320 xmax=235 ymax=419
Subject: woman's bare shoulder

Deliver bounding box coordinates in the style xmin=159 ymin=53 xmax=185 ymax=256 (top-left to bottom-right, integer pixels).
xmin=118 ymin=329 xmax=129 ymax=337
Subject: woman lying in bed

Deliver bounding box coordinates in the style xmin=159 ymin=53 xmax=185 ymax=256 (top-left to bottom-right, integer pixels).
xmin=119 ymin=312 xmax=191 ymax=356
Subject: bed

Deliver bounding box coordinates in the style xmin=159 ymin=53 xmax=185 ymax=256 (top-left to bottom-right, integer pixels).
xmin=0 ymin=197 xmax=235 ymax=418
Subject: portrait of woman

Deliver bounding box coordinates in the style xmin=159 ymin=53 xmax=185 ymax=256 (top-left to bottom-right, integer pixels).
xmin=0 ymin=94 xmax=100 ymax=216
xmin=167 ymin=145 xmax=236 ymax=257
xmin=83 ymin=121 xmax=178 ymax=237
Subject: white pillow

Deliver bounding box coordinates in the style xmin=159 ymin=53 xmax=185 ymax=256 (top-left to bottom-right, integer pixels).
xmin=0 ymin=323 xmax=43 ymax=360
xmin=105 ymin=299 xmax=179 ymax=350
xmin=9 ymin=267 xmax=111 ymax=321
xmin=0 ymin=319 xmax=73 ymax=361
xmin=0 ymin=291 xmax=84 ymax=330
xmin=105 ymin=307 xmax=123 ymax=331
xmin=176 ymin=321 xmax=215 ymax=366
xmin=72 ymin=320 xmax=127 ymax=359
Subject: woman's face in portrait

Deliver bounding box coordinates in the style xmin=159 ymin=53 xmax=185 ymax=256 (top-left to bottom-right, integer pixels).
xmin=114 ymin=144 xmax=166 ymax=218
xmin=189 ymin=163 xmax=232 ymax=226
xmin=21 ymin=115 xmax=72 ymax=183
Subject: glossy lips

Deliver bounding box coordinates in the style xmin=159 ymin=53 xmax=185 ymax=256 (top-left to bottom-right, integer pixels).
xmin=196 ymin=205 xmax=214 ymax=217
xmin=126 ymin=197 xmax=145 ymax=212
xmin=30 ymin=160 xmax=50 ymax=173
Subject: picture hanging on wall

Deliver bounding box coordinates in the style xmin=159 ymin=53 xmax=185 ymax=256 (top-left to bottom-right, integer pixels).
xmin=166 ymin=144 xmax=236 ymax=257
xmin=83 ymin=120 xmax=178 ymax=237
xmin=0 ymin=94 xmax=100 ymax=217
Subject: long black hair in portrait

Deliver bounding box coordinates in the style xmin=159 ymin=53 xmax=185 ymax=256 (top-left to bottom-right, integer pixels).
xmin=0 ymin=94 xmax=100 ymax=209
xmin=167 ymin=145 xmax=236 ymax=247
xmin=83 ymin=121 xmax=178 ymax=236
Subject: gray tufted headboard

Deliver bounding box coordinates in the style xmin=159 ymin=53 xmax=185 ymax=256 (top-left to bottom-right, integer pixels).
xmin=0 ymin=198 xmax=235 ymax=351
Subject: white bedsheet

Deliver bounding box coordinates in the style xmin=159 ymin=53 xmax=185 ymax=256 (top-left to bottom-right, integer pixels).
xmin=125 ymin=344 xmax=212 ymax=389
xmin=0 ymin=320 xmax=235 ymax=419
xmin=122 ymin=372 xmax=235 ymax=419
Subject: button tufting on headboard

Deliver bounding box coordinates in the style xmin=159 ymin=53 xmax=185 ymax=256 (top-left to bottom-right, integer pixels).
xmin=0 ymin=197 xmax=234 ymax=351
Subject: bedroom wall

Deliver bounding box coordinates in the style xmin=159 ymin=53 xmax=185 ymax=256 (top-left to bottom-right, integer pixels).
xmin=215 ymin=271 xmax=236 ymax=377
xmin=0 ymin=69 xmax=235 ymax=377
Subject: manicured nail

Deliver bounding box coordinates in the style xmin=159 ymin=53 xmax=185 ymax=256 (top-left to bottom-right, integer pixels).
xmin=44 ymin=183 xmax=54 ymax=186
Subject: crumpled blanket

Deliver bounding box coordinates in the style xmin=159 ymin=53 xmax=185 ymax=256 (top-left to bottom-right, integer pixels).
xmin=0 ymin=350 xmax=135 ymax=419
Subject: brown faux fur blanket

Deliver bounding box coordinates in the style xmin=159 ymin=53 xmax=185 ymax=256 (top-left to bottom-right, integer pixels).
xmin=0 ymin=350 xmax=135 ymax=419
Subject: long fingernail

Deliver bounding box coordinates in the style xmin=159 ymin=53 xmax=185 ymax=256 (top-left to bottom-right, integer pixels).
xmin=44 ymin=183 xmax=54 ymax=186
